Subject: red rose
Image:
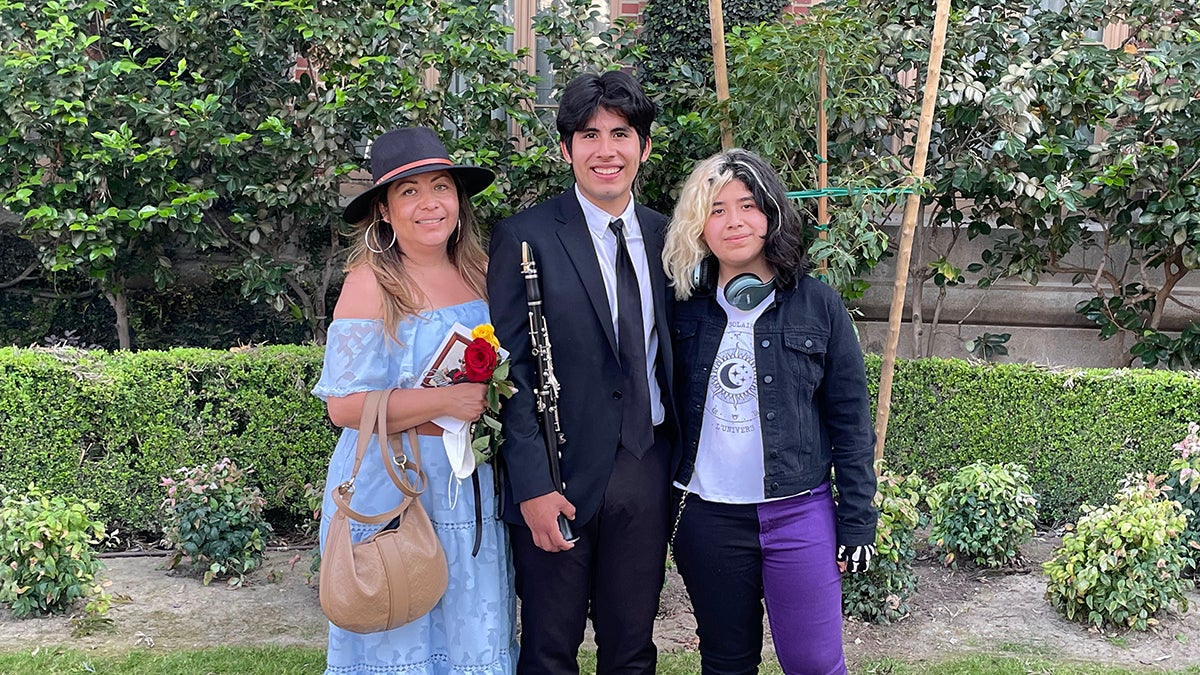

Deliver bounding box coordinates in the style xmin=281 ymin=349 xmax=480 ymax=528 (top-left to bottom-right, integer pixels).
xmin=462 ymin=338 xmax=498 ymax=383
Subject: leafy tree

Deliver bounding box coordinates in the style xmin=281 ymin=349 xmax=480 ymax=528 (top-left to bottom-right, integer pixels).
xmin=844 ymin=0 xmax=1200 ymax=366
xmin=1 ymin=0 xmax=222 ymax=349
xmin=638 ymin=0 xmax=786 ymax=90
xmin=4 ymin=0 xmax=1194 ymax=368
xmin=0 ymin=0 xmax=635 ymax=348
xmin=634 ymin=1 xmax=898 ymax=299
xmin=715 ymin=14 xmax=902 ymax=298
xmin=634 ymin=0 xmax=786 ymax=214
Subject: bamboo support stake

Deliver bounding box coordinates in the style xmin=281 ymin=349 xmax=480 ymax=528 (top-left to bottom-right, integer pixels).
xmin=709 ymin=0 xmax=734 ymax=150
xmin=511 ymin=0 xmax=537 ymax=148
xmin=817 ymin=51 xmax=829 ymax=277
xmin=873 ymin=0 xmax=953 ymax=467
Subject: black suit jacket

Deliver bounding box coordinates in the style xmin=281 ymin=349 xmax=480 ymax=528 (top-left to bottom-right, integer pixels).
xmin=487 ymin=191 xmax=676 ymax=527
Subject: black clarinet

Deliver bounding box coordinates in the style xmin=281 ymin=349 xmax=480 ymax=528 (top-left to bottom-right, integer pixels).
xmin=520 ymin=241 xmax=577 ymax=543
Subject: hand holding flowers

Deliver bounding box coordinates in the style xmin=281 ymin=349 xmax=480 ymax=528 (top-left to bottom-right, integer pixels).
xmin=444 ymin=324 xmax=515 ymax=465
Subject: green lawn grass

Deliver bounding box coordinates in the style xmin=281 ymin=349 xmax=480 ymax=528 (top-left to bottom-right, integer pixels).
xmin=854 ymin=654 xmax=1200 ymax=674
xmin=0 ymin=645 xmax=325 ymax=674
xmin=0 ymin=647 xmax=1196 ymax=674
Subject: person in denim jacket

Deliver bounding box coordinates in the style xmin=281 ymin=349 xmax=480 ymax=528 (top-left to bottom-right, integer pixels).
xmin=661 ymin=149 xmax=878 ymax=675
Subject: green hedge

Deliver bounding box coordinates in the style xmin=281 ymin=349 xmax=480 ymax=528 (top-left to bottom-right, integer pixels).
xmin=1 ymin=348 xmax=1197 ymax=534
xmin=0 ymin=346 xmax=334 ymax=534
xmin=866 ymin=356 xmax=1200 ymax=523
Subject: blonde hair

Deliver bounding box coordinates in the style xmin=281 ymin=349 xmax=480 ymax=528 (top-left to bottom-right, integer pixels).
xmin=344 ymin=178 xmax=488 ymax=342
xmin=662 ymin=154 xmax=735 ymax=300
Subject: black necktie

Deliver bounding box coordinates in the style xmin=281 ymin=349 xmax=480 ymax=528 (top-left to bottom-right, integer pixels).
xmin=609 ymin=218 xmax=655 ymax=457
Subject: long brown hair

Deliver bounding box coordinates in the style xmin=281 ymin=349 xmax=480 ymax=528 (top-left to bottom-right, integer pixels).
xmin=344 ymin=176 xmax=488 ymax=342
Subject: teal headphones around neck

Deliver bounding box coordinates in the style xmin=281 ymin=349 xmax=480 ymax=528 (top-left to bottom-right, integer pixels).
xmin=724 ymin=273 xmax=776 ymax=311
xmin=692 ymin=258 xmax=775 ymax=311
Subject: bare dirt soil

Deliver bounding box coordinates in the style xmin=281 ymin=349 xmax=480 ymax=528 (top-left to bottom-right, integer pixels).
xmin=2 ymin=534 xmax=1199 ymax=672
xmin=838 ymin=535 xmax=1200 ymax=671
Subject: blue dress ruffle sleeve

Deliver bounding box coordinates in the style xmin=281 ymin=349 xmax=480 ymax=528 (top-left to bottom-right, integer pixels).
xmin=313 ymin=318 xmax=418 ymax=398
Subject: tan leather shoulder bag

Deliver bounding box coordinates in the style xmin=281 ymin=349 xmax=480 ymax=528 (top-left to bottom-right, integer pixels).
xmin=319 ymin=389 xmax=448 ymax=634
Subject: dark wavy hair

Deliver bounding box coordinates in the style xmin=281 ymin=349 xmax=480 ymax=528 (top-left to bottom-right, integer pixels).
xmin=556 ymin=70 xmax=655 ymax=153
xmin=721 ymin=150 xmax=812 ymax=288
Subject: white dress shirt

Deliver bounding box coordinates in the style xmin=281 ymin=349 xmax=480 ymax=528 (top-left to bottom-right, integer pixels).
xmin=575 ymin=185 xmax=665 ymax=426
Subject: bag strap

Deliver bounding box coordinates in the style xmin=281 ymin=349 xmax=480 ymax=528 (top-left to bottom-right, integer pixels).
xmin=380 ymin=400 xmax=425 ymax=500
xmin=330 ymin=389 xmax=426 ymax=524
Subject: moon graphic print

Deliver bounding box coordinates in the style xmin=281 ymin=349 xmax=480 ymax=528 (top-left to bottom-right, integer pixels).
xmin=706 ymin=319 xmax=759 ymax=434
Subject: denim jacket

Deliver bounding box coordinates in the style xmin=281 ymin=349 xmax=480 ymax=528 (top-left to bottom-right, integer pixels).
xmin=671 ymin=275 xmax=878 ymax=547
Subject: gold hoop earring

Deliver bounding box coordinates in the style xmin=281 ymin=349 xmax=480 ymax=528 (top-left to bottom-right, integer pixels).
xmin=365 ymin=218 xmax=395 ymax=254
xmin=454 ymin=219 xmax=462 ymax=243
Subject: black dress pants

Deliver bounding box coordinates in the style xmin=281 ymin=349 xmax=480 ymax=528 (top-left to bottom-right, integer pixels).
xmin=509 ymin=429 xmax=671 ymax=675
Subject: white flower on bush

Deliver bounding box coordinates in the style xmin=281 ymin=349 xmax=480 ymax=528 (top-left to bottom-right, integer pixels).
xmin=1171 ymin=422 xmax=1200 ymax=493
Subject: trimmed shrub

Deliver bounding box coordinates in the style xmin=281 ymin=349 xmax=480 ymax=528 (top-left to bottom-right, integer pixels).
xmin=0 ymin=485 xmax=109 ymax=617
xmin=1043 ymin=475 xmax=1192 ymax=630
xmin=927 ymin=462 xmax=1037 ymax=568
xmin=0 ymin=345 xmax=333 ymax=535
xmin=2 ymin=347 xmax=1198 ymax=536
xmin=842 ymin=471 xmax=923 ymax=623
xmin=866 ymin=356 xmax=1200 ymax=523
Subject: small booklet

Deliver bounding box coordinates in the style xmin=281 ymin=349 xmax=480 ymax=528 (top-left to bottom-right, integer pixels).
xmin=416 ymin=321 xmax=510 ymax=484
xmin=419 ymin=322 xmax=476 ymax=389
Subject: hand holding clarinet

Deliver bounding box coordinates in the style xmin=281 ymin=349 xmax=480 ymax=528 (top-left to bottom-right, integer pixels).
xmin=517 ymin=242 xmax=579 ymax=551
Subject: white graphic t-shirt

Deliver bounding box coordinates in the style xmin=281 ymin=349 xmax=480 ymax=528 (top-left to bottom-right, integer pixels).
xmin=679 ymin=287 xmax=774 ymax=503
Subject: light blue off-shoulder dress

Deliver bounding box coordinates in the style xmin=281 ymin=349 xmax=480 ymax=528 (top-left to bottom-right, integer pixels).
xmin=313 ymin=300 xmax=517 ymax=675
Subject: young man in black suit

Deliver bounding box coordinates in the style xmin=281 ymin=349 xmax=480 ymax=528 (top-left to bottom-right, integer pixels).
xmin=487 ymin=70 xmax=676 ymax=674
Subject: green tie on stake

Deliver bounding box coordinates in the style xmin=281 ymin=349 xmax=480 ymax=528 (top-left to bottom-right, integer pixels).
xmin=786 ymin=187 xmax=918 ymax=200
xmin=786 ymin=187 xmax=919 ymax=235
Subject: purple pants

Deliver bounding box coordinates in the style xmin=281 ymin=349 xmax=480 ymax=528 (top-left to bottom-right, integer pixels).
xmin=673 ymin=483 xmax=847 ymax=675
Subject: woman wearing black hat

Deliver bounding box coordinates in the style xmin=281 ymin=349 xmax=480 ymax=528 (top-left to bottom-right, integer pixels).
xmin=312 ymin=127 xmax=517 ymax=674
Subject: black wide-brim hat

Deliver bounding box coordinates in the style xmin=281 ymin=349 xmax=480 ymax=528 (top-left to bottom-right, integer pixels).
xmin=342 ymin=127 xmax=496 ymax=224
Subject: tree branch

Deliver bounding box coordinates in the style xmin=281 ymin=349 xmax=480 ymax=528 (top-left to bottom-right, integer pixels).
xmin=1181 ymin=155 xmax=1200 ymax=183
xmin=956 ymin=281 xmax=992 ymax=329
xmin=8 ymin=288 xmax=101 ymax=300
xmin=0 ymin=261 xmax=39 ymax=290
xmin=1045 ymin=261 xmax=1122 ymax=296
xmin=1167 ymin=294 xmax=1200 ymax=314
xmin=1149 ymin=249 xmax=1187 ymax=331
xmin=204 ymin=212 xmax=256 ymax=257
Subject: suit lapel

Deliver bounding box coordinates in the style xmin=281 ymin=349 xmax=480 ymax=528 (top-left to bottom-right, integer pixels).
xmin=639 ymin=207 xmax=670 ymax=332
xmin=556 ymin=194 xmax=619 ymax=358
xmin=638 ymin=205 xmax=674 ymax=389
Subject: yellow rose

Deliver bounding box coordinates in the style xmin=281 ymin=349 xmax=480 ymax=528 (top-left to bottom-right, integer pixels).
xmin=471 ymin=323 xmax=500 ymax=350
